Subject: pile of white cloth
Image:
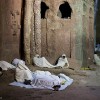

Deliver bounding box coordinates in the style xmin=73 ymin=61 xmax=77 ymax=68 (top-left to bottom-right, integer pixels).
xmin=33 ymin=54 xmax=69 ymax=68
xmin=0 ymin=61 xmax=16 ymax=70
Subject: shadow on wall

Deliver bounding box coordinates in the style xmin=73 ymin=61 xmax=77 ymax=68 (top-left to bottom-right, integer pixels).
xmin=20 ymin=0 xmax=25 ymax=60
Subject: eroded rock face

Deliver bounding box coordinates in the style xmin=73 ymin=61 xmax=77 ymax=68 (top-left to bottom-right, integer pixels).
xmin=0 ymin=0 xmax=23 ymax=62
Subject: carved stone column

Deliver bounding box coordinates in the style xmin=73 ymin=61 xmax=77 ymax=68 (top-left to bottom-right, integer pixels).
xmin=34 ymin=0 xmax=41 ymax=55
xmin=24 ymin=0 xmax=34 ymax=64
xmin=24 ymin=0 xmax=41 ymax=64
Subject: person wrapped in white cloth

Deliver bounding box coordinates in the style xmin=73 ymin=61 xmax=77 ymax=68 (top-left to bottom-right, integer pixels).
xmin=12 ymin=58 xmax=25 ymax=67
xmin=31 ymin=70 xmax=61 ymax=90
xmin=56 ymin=54 xmax=69 ymax=68
xmin=12 ymin=59 xmax=33 ymax=83
xmin=10 ymin=69 xmax=73 ymax=91
xmin=15 ymin=63 xmax=61 ymax=90
xmin=0 ymin=61 xmax=16 ymax=70
xmin=33 ymin=54 xmax=69 ymax=68
xmin=33 ymin=54 xmax=56 ymax=68
xmin=11 ymin=58 xmax=73 ymax=91
xmin=15 ymin=61 xmax=33 ymax=82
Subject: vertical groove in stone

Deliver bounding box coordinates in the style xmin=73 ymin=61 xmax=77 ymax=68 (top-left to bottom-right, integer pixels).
xmin=30 ymin=0 xmax=35 ymax=62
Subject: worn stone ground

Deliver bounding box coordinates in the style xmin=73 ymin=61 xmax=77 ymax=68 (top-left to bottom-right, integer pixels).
xmin=0 ymin=64 xmax=100 ymax=100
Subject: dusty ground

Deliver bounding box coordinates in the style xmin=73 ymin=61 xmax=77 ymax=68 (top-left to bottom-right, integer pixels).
xmin=0 ymin=64 xmax=100 ymax=100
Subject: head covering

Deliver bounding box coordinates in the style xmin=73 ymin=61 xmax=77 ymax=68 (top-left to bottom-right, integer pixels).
xmin=35 ymin=54 xmax=40 ymax=57
xmin=62 ymin=54 xmax=66 ymax=57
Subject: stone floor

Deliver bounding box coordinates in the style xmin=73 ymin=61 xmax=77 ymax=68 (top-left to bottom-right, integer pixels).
xmin=0 ymin=64 xmax=100 ymax=100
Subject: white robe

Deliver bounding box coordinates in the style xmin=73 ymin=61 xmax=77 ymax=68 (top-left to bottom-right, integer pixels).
xmin=56 ymin=57 xmax=69 ymax=68
xmin=32 ymin=70 xmax=61 ymax=88
xmin=33 ymin=57 xmax=56 ymax=68
xmin=0 ymin=61 xmax=16 ymax=70
xmin=15 ymin=62 xmax=33 ymax=82
xmin=12 ymin=58 xmax=25 ymax=66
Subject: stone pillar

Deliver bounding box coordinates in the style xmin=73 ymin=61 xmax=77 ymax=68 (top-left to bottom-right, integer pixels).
xmin=24 ymin=0 xmax=41 ymax=64
xmin=34 ymin=0 xmax=41 ymax=55
xmin=24 ymin=0 xmax=34 ymax=64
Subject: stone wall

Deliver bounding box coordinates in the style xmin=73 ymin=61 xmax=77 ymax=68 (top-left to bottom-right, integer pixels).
xmin=0 ymin=0 xmax=22 ymax=62
xmin=0 ymin=0 xmax=94 ymax=66
xmin=41 ymin=0 xmax=94 ymax=65
xmin=41 ymin=0 xmax=77 ymax=64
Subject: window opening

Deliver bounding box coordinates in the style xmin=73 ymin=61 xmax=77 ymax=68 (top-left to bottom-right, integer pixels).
xmin=58 ymin=1 xmax=72 ymax=19
xmin=41 ymin=2 xmax=49 ymax=19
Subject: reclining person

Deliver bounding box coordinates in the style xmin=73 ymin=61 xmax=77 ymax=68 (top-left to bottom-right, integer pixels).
xmin=33 ymin=54 xmax=56 ymax=68
xmin=31 ymin=70 xmax=61 ymax=90
xmin=15 ymin=62 xmax=62 ymax=90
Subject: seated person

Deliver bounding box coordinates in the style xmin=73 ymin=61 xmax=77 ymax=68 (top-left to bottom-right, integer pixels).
xmin=56 ymin=54 xmax=69 ymax=68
